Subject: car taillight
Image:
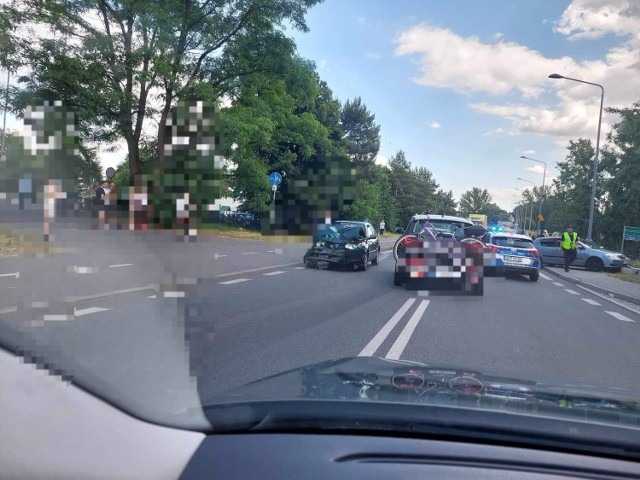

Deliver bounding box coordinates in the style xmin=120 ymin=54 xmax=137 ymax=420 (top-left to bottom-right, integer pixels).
xmin=487 ymin=244 xmax=500 ymax=252
xmin=531 ymin=249 xmax=539 ymax=255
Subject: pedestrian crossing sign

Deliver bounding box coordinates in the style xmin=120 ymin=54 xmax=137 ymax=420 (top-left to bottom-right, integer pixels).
xmin=537 ymin=214 xmax=544 ymax=221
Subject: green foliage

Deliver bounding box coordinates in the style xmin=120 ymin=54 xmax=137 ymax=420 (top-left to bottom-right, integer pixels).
xmin=340 ymin=97 xmax=381 ymax=165
xmin=458 ymin=187 xmax=492 ymax=216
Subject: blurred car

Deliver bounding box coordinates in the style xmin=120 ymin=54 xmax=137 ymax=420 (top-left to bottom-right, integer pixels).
xmin=304 ymin=221 xmax=380 ymax=271
xmin=402 ymin=214 xmax=474 ymax=239
xmin=483 ymin=232 xmax=540 ymax=282
xmin=534 ymin=237 xmax=629 ymax=272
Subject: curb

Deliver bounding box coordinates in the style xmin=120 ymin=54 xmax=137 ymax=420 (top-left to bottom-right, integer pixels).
xmin=543 ymin=267 xmax=640 ymax=307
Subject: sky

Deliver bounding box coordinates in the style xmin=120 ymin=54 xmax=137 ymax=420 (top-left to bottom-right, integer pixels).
xmin=3 ymin=0 xmax=640 ymax=211
xmin=290 ymin=0 xmax=640 ymax=210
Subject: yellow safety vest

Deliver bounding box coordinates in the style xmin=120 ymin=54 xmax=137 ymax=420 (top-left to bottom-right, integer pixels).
xmin=562 ymin=231 xmax=577 ymax=249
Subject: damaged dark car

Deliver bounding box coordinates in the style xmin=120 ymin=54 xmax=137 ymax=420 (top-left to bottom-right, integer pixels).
xmin=303 ymin=221 xmax=380 ymax=271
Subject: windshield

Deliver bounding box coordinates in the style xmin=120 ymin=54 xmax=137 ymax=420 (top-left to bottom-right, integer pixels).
xmin=2 ymin=0 xmax=640 ymax=451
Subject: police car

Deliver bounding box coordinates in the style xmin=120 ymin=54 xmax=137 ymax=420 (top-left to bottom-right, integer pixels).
xmin=482 ymin=232 xmax=540 ymax=282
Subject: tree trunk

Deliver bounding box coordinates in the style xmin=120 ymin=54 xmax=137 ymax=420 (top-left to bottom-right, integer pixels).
xmin=157 ymin=95 xmax=173 ymax=165
xmin=127 ymin=136 xmax=140 ymax=177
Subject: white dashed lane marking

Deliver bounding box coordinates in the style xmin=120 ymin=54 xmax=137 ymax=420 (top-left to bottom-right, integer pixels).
xmin=293 ymin=267 xmax=305 ymax=270
xmin=0 ymin=272 xmax=19 ymax=279
xmin=581 ymin=298 xmax=601 ymax=306
xmin=241 ymin=252 xmax=258 ymax=255
xmin=108 ymin=263 xmax=133 ymax=268
xmin=565 ymin=289 xmax=579 ymax=295
xmin=219 ymin=278 xmax=251 ymax=285
xmin=75 ymin=307 xmax=111 ymax=317
xmin=553 ymin=282 xmax=564 ymax=287
xmin=263 ymin=271 xmax=285 ymax=276
xmin=539 ymin=272 xmax=552 ymax=280
xmin=605 ymin=311 xmax=635 ymax=323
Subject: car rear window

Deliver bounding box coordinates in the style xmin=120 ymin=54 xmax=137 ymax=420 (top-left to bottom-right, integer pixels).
xmin=492 ymin=237 xmax=534 ymax=249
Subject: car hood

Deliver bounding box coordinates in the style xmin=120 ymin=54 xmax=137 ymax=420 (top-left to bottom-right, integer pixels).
xmin=209 ymin=357 xmax=640 ymax=415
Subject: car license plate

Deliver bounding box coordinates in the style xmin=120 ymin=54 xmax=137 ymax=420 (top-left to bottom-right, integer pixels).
xmin=505 ymin=255 xmax=522 ymax=262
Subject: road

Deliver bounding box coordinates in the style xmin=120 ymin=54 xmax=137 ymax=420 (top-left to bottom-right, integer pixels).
xmin=2 ymin=215 xmax=640 ymax=414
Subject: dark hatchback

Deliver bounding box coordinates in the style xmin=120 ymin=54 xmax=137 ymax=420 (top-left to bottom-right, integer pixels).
xmin=303 ymin=221 xmax=380 ymax=271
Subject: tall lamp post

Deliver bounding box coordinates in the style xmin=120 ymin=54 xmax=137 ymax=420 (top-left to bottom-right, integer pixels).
xmin=517 ymin=178 xmax=536 ymax=232
xmin=520 ymin=155 xmax=546 ymax=235
xmin=549 ymin=73 xmax=604 ymax=245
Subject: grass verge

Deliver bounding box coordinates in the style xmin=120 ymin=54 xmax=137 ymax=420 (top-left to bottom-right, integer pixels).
xmin=198 ymin=223 xmax=262 ymax=240
xmin=607 ymin=272 xmax=640 ymax=284
xmin=0 ymin=229 xmax=63 ymax=257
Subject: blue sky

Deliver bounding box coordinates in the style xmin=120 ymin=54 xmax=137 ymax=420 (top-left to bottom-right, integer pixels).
xmin=291 ymin=0 xmax=640 ymax=209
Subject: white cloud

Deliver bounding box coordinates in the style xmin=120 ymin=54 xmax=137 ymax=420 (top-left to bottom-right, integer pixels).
xmin=364 ymin=52 xmax=381 ymax=60
xmin=554 ymin=0 xmax=640 ymax=41
xmin=429 ymin=122 xmax=442 ymax=129
xmin=481 ymin=127 xmax=505 ymax=137
xmin=492 ymin=32 xmax=504 ymax=41
xmin=394 ymin=2 xmax=640 ymax=143
xmin=395 ymin=25 xmax=576 ymax=98
xmin=522 ymin=149 xmax=537 ymax=155
xmin=375 ymin=154 xmax=388 ymax=166
xmin=526 ymin=165 xmax=546 ymax=174
xmin=487 ymin=187 xmax=522 ymax=211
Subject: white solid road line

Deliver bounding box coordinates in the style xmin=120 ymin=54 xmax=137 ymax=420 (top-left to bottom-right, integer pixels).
xmin=575 ymin=285 xmax=640 ymax=316
xmin=553 ymin=282 xmax=564 ymax=287
xmin=605 ymin=311 xmax=635 ymax=323
xmin=539 ymin=272 xmax=552 ymax=280
xmin=565 ymin=289 xmax=580 ymax=295
xmin=215 ymin=262 xmax=302 ymax=278
xmin=219 ymin=278 xmax=251 ymax=285
xmin=108 ymin=263 xmax=133 ymax=268
xmin=263 ymin=271 xmax=285 ymax=276
xmin=358 ymin=298 xmax=416 ymax=357
xmin=581 ymin=298 xmax=601 ymax=306
xmin=75 ymin=307 xmax=111 ymax=317
xmin=386 ymin=300 xmax=430 ymax=360
xmin=0 ymin=272 xmax=19 ymax=279
xmin=68 ymin=285 xmax=156 ymax=302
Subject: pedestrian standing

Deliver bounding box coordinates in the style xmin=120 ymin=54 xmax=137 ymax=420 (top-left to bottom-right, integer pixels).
xmin=379 ymin=219 xmax=385 ymax=236
xmin=561 ymin=225 xmax=578 ymax=272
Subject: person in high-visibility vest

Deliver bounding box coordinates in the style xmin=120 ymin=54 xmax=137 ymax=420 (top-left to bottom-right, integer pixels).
xmin=561 ymin=225 xmax=578 ymax=272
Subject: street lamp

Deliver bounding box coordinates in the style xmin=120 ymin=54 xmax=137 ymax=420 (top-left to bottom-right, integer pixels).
xmin=517 ymin=178 xmax=536 ymax=232
xmin=520 ymin=155 xmax=546 ymax=235
xmin=548 ymin=73 xmax=604 ymax=245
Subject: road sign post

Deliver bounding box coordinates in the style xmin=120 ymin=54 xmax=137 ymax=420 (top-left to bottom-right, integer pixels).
xmin=621 ymin=226 xmax=640 ymax=255
xmin=269 ymin=172 xmax=283 ymax=202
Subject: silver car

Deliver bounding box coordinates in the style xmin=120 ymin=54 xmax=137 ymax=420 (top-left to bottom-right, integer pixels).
xmin=533 ymin=237 xmax=629 ymax=272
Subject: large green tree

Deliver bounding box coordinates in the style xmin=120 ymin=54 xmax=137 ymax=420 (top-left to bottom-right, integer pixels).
xmin=340 ymin=96 xmax=381 ymax=165
xmin=4 ymin=0 xmax=321 ymax=176
xmin=458 ymin=187 xmax=492 ymax=215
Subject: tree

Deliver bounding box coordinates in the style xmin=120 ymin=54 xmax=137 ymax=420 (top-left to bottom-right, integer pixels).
xmin=458 ymin=187 xmax=492 ymax=215
xmin=5 ymin=0 xmax=321 ymax=176
xmin=223 ymin=57 xmax=335 ymax=212
xmin=388 ymin=150 xmax=418 ymax=225
xmin=599 ymin=101 xmax=640 ymax=254
xmin=340 ymin=97 xmax=381 ymax=165
xmin=546 ymin=139 xmax=605 ymax=237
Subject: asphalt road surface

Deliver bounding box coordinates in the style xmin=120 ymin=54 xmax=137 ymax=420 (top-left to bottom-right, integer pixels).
xmin=2 ymin=219 xmax=640 ymax=413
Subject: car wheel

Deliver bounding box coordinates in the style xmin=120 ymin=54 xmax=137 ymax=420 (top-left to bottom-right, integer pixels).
xmin=359 ymin=252 xmax=369 ymax=271
xmin=304 ymin=257 xmax=317 ymax=268
xmin=529 ymin=272 xmax=539 ymax=282
xmin=371 ymin=247 xmax=380 ymax=265
xmin=586 ymin=257 xmax=604 ymax=272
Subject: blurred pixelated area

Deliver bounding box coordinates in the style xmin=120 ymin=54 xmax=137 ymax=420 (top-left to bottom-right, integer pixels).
xmin=263 ymin=155 xmax=358 ymax=240
xmin=395 ymin=240 xmax=503 ymax=296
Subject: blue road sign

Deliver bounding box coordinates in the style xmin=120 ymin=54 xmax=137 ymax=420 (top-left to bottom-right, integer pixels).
xmin=269 ymin=172 xmax=282 ymax=186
